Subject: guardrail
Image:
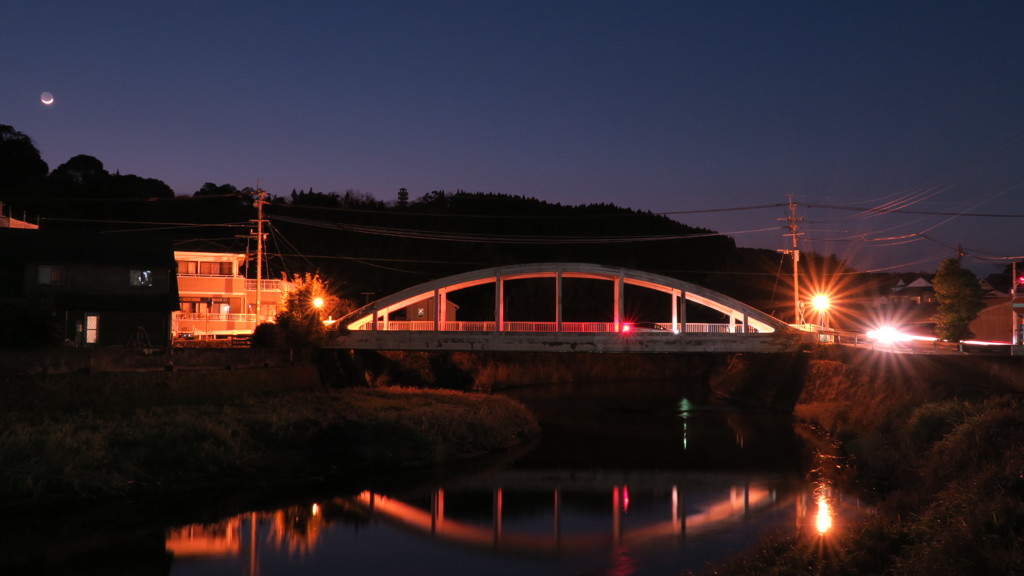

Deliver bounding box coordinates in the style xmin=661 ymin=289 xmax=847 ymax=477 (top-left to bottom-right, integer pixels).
xmin=355 ymin=321 xmax=739 ymax=333
xmin=812 ymin=329 xmax=1015 ymax=355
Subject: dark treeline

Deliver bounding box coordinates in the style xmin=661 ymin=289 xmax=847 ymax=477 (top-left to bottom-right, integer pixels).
xmin=1 ymin=122 xmax=915 ymax=324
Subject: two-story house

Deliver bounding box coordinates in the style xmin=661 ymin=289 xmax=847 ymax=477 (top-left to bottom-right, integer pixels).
xmin=172 ymin=251 xmax=290 ymax=340
xmin=0 ymin=228 xmax=179 ymax=347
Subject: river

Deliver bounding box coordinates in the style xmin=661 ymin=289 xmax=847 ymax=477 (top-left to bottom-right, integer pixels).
xmin=8 ymin=379 xmax=857 ymax=575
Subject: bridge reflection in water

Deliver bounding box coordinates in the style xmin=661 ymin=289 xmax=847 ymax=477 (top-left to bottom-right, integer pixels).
xmin=352 ymin=480 xmax=777 ymax=555
xmin=164 ymin=474 xmax=838 ymax=566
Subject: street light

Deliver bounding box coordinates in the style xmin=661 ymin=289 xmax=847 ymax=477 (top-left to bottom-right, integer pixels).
xmin=811 ymin=293 xmax=830 ymax=330
xmin=312 ymin=296 xmax=326 ymax=326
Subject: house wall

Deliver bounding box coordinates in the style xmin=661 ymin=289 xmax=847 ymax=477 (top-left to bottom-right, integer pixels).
xmin=178 ymin=276 xmax=246 ymax=297
xmin=402 ymin=297 xmax=458 ymax=321
xmin=971 ymin=299 xmax=1013 ymax=343
xmin=26 ymin=263 xmax=176 ymax=347
xmin=86 ymin=311 xmax=171 ymax=347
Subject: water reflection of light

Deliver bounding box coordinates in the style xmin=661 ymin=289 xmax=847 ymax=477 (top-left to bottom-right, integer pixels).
xmin=815 ymin=494 xmax=833 ymax=535
xmin=165 ymin=518 xmax=242 ymax=558
xmin=678 ymin=398 xmax=692 ymax=451
xmin=350 ymin=482 xmax=779 ymax=555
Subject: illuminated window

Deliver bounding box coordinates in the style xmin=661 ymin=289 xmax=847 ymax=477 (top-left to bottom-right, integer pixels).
xmin=38 ymin=265 xmax=64 ymax=285
xmin=130 ymin=269 xmax=154 ymax=287
xmin=85 ymin=314 xmax=99 ymax=344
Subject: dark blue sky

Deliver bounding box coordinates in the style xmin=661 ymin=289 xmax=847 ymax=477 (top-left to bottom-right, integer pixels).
xmin=6 ymin=1 xmax=1024 ymax=275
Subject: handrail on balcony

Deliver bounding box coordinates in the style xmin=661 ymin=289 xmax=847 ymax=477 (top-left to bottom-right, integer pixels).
xmin=173 ymin=312 xmax=258 ymax=322
xmin=244 ymin=279 xmax=284 ymax=291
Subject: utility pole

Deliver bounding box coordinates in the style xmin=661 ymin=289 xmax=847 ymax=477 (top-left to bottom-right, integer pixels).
xmin=252 ymin=187 xmax=268 ymax=323
xmin=778 ymin=196 xmax=804 ymax=325
xmin=1013 ymin=261 xmax=1019 ymax=351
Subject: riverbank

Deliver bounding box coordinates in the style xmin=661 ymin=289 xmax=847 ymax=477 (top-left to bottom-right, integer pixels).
xmin=0 ymin=365 xmax=540 ymax=508
xmin=697 ymin=348 xmax=1024 ymax=576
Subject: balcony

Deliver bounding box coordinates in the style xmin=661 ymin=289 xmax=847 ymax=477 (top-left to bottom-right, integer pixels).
xmin=172 ymin=312 xmax=258 ymax=337
xmin=245 ymin=279 xmax=286 ymax=292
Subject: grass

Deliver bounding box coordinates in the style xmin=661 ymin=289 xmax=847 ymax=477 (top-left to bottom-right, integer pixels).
xmin=0 ymin=367 xmax=540 ymax=506
xmin=694 ymin=353 xmax=1024 ymax=575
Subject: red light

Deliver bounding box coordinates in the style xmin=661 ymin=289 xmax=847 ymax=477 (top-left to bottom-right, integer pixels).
xmin=621 ymin=323 xmax=632 ymax=333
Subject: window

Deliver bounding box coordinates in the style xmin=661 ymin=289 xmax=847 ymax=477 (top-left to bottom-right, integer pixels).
xmin=130 ymin=269 xmax=154 ymax=287
xmin=177 ymin=261 xmax=198 ymax=275
xmin=199 ymin=262 xmax=233 ymax=276
xmin=85 ymin=314 xmax=99 ymax=344
xmin=38 ymin=265 xmax=64 ymax=285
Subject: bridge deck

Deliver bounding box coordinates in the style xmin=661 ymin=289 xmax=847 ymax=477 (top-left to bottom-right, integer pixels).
xmin=330 ymin=328 xmax=813 ymax=353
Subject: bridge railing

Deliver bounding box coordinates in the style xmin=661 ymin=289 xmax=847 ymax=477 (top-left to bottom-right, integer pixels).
xmin=354 ymin=321 xmax=744 ymax=333
xmin=562 ymin=322 xmax=615 ymax=332
xmin=685 ymin=323 xmax=732 ymax=333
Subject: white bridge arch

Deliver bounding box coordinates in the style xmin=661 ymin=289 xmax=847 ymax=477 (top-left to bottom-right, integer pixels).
xmin=332 ymin=263 xmax=810 ymax=353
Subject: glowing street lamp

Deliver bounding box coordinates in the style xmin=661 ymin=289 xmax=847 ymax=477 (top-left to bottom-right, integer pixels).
xmin=313 ymin=297 xmax=325 ymax=310
xmin=810 ymin=293 xmax=831 ymax=330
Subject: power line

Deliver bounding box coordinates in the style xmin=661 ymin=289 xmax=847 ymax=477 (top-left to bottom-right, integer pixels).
xmin=801 ymin=202 xmax=1024 ymax=219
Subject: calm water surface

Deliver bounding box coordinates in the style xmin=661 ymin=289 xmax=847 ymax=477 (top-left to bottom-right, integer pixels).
xmin=161 ymin=380 xmax=855 ymax=576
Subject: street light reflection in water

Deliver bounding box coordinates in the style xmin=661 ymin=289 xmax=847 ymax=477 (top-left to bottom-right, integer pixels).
xmin=816 ymin=491 xmax=834 ymax=535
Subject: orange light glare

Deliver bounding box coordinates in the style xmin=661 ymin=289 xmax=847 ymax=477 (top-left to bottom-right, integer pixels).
xmin=811 ymin=294 xmax=830 ymax=312
xmin=867 ymin=325 xmax=911 ymax=344
xmin=313 ymin=297 xmax=325 ymax=309
xmin=815 ymin=495 xmax=833 ymax=535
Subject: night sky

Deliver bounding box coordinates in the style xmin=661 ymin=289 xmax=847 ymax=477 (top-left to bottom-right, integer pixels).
xmin=5 ymin=1 xmax=1024 ymax=275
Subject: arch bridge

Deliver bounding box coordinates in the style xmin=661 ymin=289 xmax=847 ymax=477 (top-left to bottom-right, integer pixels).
xmin=331 ymin=263 xmax=812 ymax=353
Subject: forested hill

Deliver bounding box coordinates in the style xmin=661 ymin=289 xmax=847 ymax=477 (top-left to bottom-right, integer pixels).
xmin=1 ymin=122 xmax=747 ymax=304
xmin=264 ymin=190 xmax=738 ymax=300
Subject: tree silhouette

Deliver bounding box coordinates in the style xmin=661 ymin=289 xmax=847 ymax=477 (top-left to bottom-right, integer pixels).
xmin=0 ymin=124 xmax=48 ymax=202
xmin=932 ymin=258 xmax=984 ymax=342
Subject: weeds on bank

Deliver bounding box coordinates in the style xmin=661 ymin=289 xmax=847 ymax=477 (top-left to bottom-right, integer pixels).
xmin=702 ymin=359 xmax=1024 ymax=576
xmin=0 ymin=371 xmax=539 ymax=506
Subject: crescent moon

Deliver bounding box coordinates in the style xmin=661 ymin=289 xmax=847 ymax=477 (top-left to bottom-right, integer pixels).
xmin=40 ymin=92 xmax=54 ymax=105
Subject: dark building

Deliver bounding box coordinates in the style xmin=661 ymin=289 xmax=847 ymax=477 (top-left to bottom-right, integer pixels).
xmin=0 ymin=228 xmax=179 ymax=347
